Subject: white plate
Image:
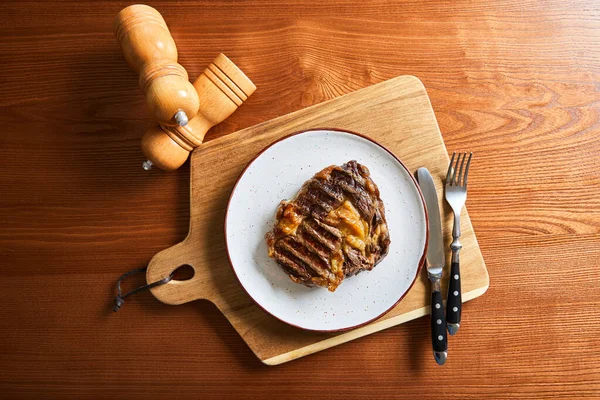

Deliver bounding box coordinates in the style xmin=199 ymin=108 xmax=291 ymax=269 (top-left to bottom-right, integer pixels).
xmin=225 ymin=129 xmax=428 ymax=331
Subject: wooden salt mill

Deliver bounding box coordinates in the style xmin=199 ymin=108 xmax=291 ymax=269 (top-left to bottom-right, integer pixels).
xmin=140 ymin=53 xmax=256 ymax=171
xmin=114 ymin=4 xmax=200 ymax=127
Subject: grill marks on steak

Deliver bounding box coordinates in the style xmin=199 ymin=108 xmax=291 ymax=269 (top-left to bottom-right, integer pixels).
xmin=270 ymin=218 xmax=343 ymax=288
xmin=295 ymin=178 xmax=342 ymax=219
xmin=266 ymin=160 xmax=391 ymax=292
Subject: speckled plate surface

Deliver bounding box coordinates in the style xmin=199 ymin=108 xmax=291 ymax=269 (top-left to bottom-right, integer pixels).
xmin=225 ymin=129 xmax=428 ymax=332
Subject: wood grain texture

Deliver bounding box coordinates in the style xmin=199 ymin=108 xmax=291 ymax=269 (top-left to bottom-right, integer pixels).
xmin=145 ymin=76 xmax=489 ymax=363
xmin=0 ymin=0 xmax=599 ymax=399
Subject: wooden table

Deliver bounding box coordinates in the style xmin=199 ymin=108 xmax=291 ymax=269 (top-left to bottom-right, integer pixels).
xmin=1 ymin=1 xmax=599 ymax=398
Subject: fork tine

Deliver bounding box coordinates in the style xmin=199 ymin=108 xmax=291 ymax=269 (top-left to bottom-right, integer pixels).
xmin=463 ymin=152 xmax=473 ymax=187
xmin=446 ymin=152 xmax=456 ymax=184
xmin=452 ymin=152 xmax=463 ymax=185
xmin=457 ymin=152 xmax=467 ymax=186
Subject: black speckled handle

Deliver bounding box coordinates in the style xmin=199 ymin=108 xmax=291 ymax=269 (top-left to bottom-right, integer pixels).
xmin=431 ymin=290 xmax=447 ymax=353
xmin=446 ymin=261 xmax=462 ymax=326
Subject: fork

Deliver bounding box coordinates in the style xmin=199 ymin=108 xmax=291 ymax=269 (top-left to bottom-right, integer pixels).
xmin=444 ymin=152 xmax=472 ymax=335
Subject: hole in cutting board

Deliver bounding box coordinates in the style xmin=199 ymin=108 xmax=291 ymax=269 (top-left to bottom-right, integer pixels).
xmin=171 ymin=264 xmax=195 ymax=281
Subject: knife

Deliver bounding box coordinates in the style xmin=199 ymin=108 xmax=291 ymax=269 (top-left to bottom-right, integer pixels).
xmin=417 ymin=167 xmax=448 ymax=365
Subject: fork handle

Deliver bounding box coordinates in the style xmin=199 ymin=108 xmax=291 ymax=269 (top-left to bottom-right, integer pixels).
xmin=446 ymin=260 xmax=462 ymax=330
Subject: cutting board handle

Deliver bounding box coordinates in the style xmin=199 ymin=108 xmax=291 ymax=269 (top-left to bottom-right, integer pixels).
xmin=146 ymin=240 xmax=210 ymax=305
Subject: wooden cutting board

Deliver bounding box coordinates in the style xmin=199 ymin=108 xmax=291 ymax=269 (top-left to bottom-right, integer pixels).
xmin=146 ymin=75 xmax=489 ymax=365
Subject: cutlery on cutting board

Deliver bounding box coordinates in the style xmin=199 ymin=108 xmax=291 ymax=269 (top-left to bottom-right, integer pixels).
xmin=417 ymin=167 xmax=447 ymax=365
xmin=444 ymin=152 xmax=472 ymax=335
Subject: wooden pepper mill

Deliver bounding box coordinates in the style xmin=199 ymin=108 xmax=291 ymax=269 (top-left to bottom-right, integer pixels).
xmin=140 ymin=53 xmax=256 ymax=171
xmin=114 ymin=4 xmax=200 ymax=127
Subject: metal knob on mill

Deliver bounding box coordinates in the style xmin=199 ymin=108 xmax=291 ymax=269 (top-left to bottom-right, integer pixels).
xmin=114 ymin=4 xmax=200 ymax=127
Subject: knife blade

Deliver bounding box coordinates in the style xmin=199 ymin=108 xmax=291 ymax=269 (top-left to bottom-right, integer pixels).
xmin=417 ymin=167 xmax=448 ymax=365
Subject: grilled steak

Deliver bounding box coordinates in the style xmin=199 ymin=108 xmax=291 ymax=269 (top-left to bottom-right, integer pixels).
xmin=265 ymin=160 xmax=390 ymax=292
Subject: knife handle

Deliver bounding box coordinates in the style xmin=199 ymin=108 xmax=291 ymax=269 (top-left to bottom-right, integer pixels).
xmin=431 ymin=289 xmax=448 ymax=356
xmin=446 ymin=261 xmax=462 ymax=329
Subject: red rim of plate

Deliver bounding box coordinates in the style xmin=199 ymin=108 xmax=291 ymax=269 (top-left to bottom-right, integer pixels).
xmin=223 ymin=128 xmax=429 ymax=332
